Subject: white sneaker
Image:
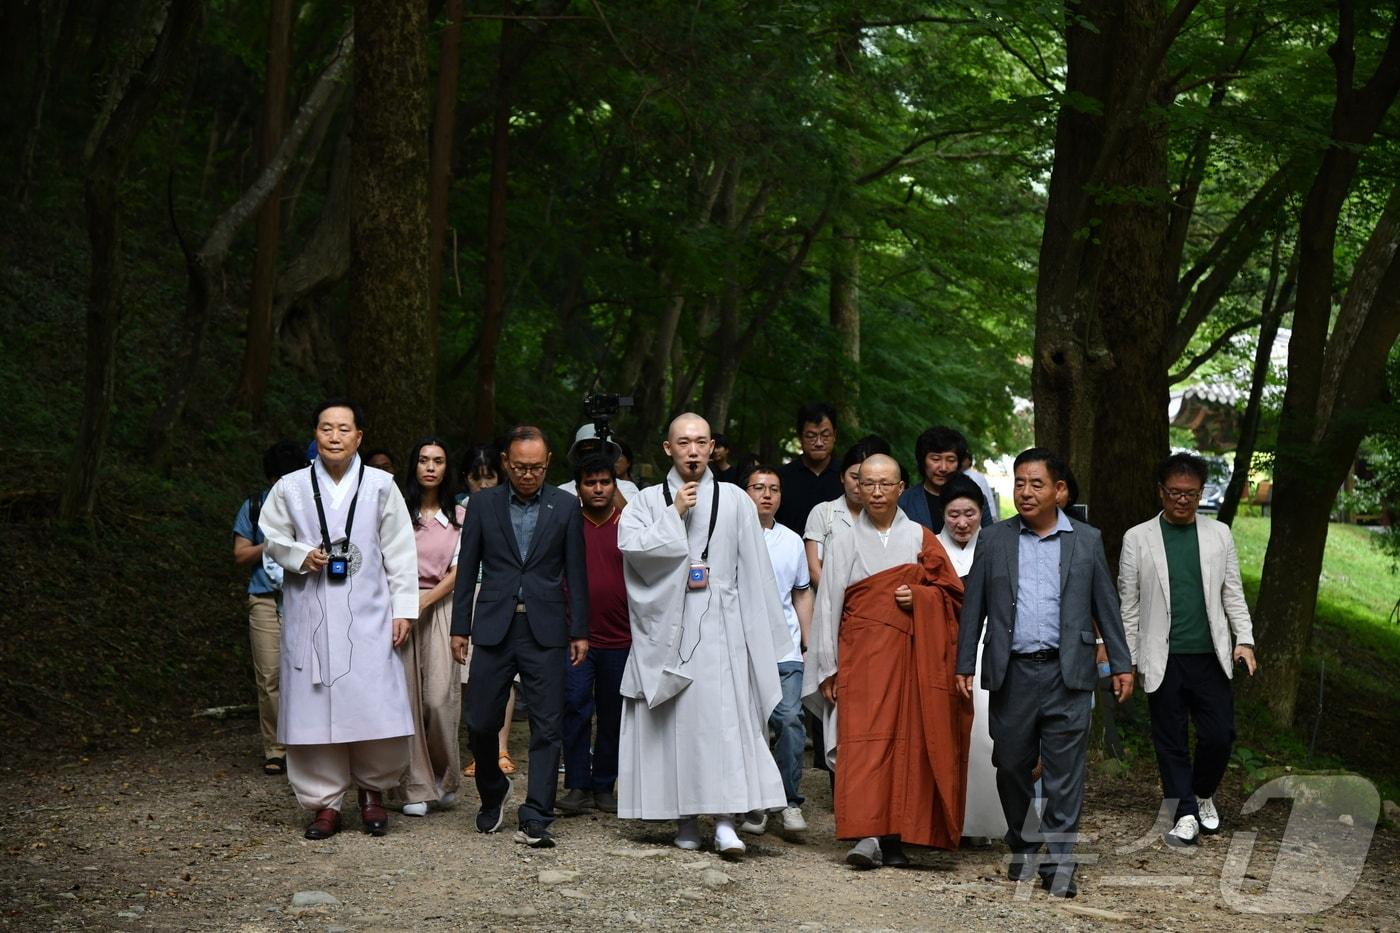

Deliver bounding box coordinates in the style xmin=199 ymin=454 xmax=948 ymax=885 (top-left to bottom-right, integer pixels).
xmin=1197 ymin=797 xmax=1220 ymax=834
xmin=714 ymin=818 xmax=746 ymax=858
xmin=674 ymin=817 xmax=702 ymax=851
xmin=1165 ymin=814 xmax=1200 ymax=848
xmin=780 ymin=806 xmax=807 ymax=833
xmin=738 ymin=809 xmax=768 ymax=835
xmin=436 ymin=791 xmax=458 ymax=810
xmin=402 ymin=801 xmax=429 ymax=817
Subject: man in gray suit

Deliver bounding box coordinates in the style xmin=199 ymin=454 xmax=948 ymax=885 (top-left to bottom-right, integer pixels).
xmin=451 ymin=425 xmax=590 ymax=849
xmin=956 ymin=448 xmax=1134 ymax=898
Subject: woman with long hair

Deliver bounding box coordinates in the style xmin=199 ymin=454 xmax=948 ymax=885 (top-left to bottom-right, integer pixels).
xmin=394 ymin=438 xmax=465 ymax=816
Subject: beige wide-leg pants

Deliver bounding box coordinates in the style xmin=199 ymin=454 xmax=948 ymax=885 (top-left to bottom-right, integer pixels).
xmin=286 ymin=737 xmax=409 ymax=811
xmin=247 ymin=595 xmax=285 ymax=759
xmin=395 ymin=592 xmax=462 ymax=803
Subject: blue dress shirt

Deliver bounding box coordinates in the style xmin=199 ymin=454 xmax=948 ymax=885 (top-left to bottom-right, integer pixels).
xmin=1011 ymin=508 xmax=1074 ymax=652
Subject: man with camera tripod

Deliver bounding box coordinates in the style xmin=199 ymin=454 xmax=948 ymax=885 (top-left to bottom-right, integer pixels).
xmin=258 ymin=399 xmax=419 ymax=840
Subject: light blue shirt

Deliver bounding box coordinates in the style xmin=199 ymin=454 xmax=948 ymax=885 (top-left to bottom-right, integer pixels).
xmin=233 ymin=490 xmax=276 ymax=596
xmin=1011 ymin=509 xmax=1074 ymax=652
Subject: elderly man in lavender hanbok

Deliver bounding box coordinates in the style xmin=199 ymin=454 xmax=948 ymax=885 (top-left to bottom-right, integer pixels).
xmin=259 ymin=399 xmax=419 ymax=840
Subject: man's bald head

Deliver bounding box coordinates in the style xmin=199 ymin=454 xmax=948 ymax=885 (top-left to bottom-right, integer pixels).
xmin=859 ymin=453 xmax=900 ymax=481
xmin=667 ymin=412 xmax=712 ymax=443
xmin=858 ymin=453 xmax=904 ymax=523
xmin=664 ymin=412 xmax=714 ymax=482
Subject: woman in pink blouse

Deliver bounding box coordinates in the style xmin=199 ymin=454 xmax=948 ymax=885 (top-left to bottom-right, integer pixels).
xmin=394 ymin=438 xmax=466 ymax=816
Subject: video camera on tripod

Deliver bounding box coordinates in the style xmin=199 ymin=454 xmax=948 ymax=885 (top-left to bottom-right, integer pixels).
xmin=582 ymin=392 xmax=634 ymax=450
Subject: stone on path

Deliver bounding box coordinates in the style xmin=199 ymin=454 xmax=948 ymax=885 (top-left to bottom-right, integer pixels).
xmin=1383 ymin=799 xmax=1399 ymax=824
xmin=290 ymin=891 xmax=342 ymax=908
xmin=700 ymin=869 xmax=732 ymax=889
xmin=608 ymin=847 xmax=671 ymax=859
xmin=497 ymin=906 xmax=539 ymax=918
xmin=558 ymin=888 xmax=589 ymax=899
xmin=1061 ymin=904 xmax=1132 ymax=922
xmin=538 ymin=869 xmax=580 ymax=886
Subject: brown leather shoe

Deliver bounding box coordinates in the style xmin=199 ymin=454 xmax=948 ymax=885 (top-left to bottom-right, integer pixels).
xmin=304 ymin=808 xmax=341 ymax=840
xmin=358 ymin=788 xmax=388 ymax=836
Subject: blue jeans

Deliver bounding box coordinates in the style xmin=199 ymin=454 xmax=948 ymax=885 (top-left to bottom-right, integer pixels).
xmin=770 ymin=660 xmax=806 ymax=808
xmin=562 ymin=646 xmax=630 ymax=793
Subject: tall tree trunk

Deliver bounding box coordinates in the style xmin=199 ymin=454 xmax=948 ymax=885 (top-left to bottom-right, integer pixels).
xmin=426 ymin=0 xmax=462 ymax=358
xmin=1250 ymin=7 xmax=1400 ymax=723
xmin=347 ymin=0 xmax=432 ymax=459
xmin=61 ymin=0 xmax=204 ymax=525
xmin=1218 ymin=241 xmax=1294 ymax=526
xmin=472 ymin=4 xmax=513 ymax=443
xmin=145 ymin=28 xmax=352 ymax=465
xmin=1033 ymin=0 xmax=1196 ymax=565
xmin=234 ymin=0 xmax=295 ymax=413
xmin=828 ymin=221 xmax=860 ymax=433
xmin=14 ymin=0 xmax=69 ymax=205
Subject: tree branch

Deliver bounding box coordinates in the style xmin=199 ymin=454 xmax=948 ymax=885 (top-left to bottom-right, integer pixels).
xmin=1169 ymin=316 xmax=1263 ymax=384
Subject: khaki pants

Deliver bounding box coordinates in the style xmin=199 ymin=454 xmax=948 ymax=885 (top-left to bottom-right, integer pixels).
xmin=247 ymin=595 xmax=285 ymax=759
xmin=395 ymin=591 xmax=462 ymax=803
xmin=286 ymin=737 xmax=409 ymax=811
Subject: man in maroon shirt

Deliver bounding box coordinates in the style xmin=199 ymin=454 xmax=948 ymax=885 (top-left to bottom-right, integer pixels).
xmin=558 ymin=454 xmax=633 ymax=815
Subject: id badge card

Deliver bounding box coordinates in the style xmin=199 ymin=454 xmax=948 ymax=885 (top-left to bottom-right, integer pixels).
xmin=688 ymin=561 xmax=709 ymax=591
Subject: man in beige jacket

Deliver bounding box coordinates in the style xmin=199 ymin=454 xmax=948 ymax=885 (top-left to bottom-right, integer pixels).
xmin=1119 ymin=453 xmax=1256 ymax=849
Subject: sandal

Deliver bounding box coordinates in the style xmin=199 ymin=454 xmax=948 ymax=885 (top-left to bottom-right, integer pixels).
xmin=498 ymin=754 xmax=517 ymax=775
xmin=464 ymin=760 xmax=476 ymax=777
xmin=263 ymin=756 xmax=286 ymax=776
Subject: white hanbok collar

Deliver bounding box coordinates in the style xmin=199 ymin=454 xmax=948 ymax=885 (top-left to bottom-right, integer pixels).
xmin=314 ymin=453 xmax=362 ymax=509
xmin=937 ymin=526 xmax=979 ymax=577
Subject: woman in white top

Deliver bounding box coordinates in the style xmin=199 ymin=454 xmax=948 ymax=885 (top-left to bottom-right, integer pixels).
xmin=936 ymin=474 xmax=1005 ymax=841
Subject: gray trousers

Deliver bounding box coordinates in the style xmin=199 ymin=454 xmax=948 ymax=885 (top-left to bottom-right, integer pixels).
xmin=989 ymin=656 xmax=1093 ymax=880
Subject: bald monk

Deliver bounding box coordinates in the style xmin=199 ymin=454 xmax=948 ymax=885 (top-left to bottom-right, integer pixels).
xmin=803 ymin=454 xmax=972 ymax=868
xmin=616 ymin=414 xmax=792 ymax=858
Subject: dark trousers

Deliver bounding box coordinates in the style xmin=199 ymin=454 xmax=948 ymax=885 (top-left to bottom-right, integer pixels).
xmin=464 ymin=611 xmax=565 ymax=828
xmin=989 ymin=656 xmax=1093 ymax=883
xmin=1147 ymin=653 xmax=1235 ymax=821
xmin=562 ymin=646 xmax=629 ymax=793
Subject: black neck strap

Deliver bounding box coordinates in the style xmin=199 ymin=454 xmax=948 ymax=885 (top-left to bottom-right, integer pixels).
xmin=662 ymin=473 xmax=721 ymax=562
xmin=310 ymin=460 xmax=366 ymax=553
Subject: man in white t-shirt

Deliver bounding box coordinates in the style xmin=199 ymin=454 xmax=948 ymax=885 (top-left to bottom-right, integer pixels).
xmin=740 ymin=464 xmax=813 ymax=835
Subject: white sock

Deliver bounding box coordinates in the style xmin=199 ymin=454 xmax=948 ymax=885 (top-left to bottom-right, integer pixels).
xmin=714 ymin=817 xmax=743 ymax=850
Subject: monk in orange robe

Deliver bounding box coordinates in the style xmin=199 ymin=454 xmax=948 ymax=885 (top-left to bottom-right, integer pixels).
xmin=803 ymin=454 xmax=972 ymax=867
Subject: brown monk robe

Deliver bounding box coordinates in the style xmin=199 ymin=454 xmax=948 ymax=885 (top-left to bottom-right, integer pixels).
xmin=833 ymin=535 xmax=971 ymax=849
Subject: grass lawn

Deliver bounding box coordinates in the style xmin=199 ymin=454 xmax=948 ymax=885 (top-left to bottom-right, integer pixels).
xmin=1226 ymin=516 xmax=1400 ymax=801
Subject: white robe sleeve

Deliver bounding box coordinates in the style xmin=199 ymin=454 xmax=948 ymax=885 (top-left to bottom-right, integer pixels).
xmin=617 ymin=492 xmax=694 ymax=707
xmin=258 ymin=478 xmax=314 ymax=575
xmin=805 ymin=527 xmax=852 ymax=696
xmin=378 ymin=484 xmax=420 ymax=620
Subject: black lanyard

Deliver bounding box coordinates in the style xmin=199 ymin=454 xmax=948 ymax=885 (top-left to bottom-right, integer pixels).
xmin=662 ymin=474 xmax=721 ymax=562
xmin=310 ymin=460 xmax=366 ymax=554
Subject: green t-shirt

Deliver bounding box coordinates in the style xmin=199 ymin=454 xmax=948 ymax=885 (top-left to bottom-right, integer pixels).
xmin=1160 ymin=516 xmax=1213 ymax=654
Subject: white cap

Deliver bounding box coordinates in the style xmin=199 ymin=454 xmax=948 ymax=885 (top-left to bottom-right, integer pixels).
xmin=569 ymin=424 xmax=621 ymax=464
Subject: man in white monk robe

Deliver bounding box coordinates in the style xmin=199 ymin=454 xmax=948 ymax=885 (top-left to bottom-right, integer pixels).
xmin=616 ymin=413 xmax=791 ymax=858
xmin=259 ymin=399 xmax=419 ymax=840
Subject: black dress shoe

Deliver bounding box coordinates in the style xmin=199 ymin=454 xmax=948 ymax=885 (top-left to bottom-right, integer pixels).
xmin=557 ymin=788 xmax=594 ymax=815
xmin=879 ymin=837 xmax=911 ymax=868
xmin=358 ymin=788 xmax=388 ymax=836
xmin=304 ymin=808 xmax=341 ymax=840
xmin=1007 ymin=856 xmax=1036 ymax=881
xmin=1040 ymin=869 xmax=1078 ymax=898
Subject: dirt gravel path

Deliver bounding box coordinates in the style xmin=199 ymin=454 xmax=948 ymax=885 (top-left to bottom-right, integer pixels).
xmin=3 ymin=721 xmax=1395 ymax=931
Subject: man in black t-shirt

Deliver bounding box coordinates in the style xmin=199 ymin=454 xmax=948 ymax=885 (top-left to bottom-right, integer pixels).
xmin=774 ymin=402 xmax=842 ymax=535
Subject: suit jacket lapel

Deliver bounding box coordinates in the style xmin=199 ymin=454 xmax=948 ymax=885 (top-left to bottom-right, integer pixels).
xmin=497 ymin=491 xmax=524 ymax=564
xmin=1150 ymin=514 xmax=1171 ymax=607
xmin=1004 ymin=522 xmax=1019 ymax=597
xmin=1058 ymin=522 xmax=1077 ymax=593
xmin=524 ymin=491 xmax=556 ymax=566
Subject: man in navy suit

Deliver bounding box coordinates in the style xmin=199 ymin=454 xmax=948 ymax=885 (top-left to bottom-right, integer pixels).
xmin=451 ymin=425 xmax=590 ymax=849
